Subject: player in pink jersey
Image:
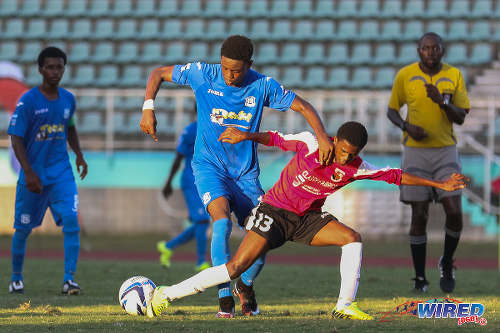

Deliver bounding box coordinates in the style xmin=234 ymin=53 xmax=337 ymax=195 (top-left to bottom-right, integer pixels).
xmin=147 ymin=121 xmax=466 ymax=320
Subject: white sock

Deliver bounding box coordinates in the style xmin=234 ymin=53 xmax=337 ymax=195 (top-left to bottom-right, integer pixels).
xmin=163 ymin=264 xmax=231 ymax=301
xmin=336 ymin=242 xmax=362 ymax=310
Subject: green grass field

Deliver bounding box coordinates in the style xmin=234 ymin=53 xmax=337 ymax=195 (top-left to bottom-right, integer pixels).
xmin=0 ymin=235 xmax=499 ymax=332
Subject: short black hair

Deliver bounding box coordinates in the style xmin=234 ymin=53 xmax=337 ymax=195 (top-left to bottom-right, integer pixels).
xmin=337 ymin=121 xmax=368 ymax=149
xmin=38 ymin=46 xmax=67 ymax=67
xmin=418 ymin=32 xmax=442 ymax=48
xmin=220 ymin=35 xmax=253 ymax=63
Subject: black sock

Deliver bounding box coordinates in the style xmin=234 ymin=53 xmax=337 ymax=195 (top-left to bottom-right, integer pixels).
xmin=443 ymin=229 xmax=460 ymax=261
xmin=410 ymin=242 xmax=427 ymax=279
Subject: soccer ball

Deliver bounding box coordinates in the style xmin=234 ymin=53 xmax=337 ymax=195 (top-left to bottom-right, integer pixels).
xmin=118 ymin=276 xmax=156 ymax=316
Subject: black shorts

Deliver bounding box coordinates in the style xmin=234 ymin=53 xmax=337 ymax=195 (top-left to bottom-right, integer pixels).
xmin=243 ymin=202 xmax=338 ymax=249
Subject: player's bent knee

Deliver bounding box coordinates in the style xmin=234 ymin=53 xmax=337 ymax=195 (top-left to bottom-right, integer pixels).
xmin=61 ymin=215 xmax=80 ymax=233
xmin=346 ymin=230 xmax=361 ymax=244
xmin=226 ymin=260 xmax=247 ymax=280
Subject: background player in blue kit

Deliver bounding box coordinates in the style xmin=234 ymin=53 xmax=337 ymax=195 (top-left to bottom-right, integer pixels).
xmin=7 ymin=47 xmax=88 ymax=295
xmin=140 ymin=35 xmax=334 ymax=317
xmin=157 ymin=121 xmax=211 ymax=272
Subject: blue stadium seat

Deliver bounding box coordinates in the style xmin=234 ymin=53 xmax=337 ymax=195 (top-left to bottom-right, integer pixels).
xmin=281 ymin=67 xmax=303 ymax=87
xmin=165 ymin=42 xmax=186 ymax=63
xmin=134 ymin=0 xmax=156 ymax=17
xmin=397 ymin=43 xmax=419 ymax=64
xmin=19 ymin=41 xmax=42 ymax=62
xmin=448 ymin=21 xmax=469 ymax=41
xmin=88 ymin=0 xmax=110 ymax=17
xmin=26 ymin=64 xmax=41 ymax=86
xmin=116 ymin=43 xmax=138 ymax=64
xmin=314 ymin=0 xmax=335 ymax=18
xmin=156 ymin=112 xmax=175 ymax=135
xmin=116 ymin=96 xmax=143 ymax=111
xmin=76 ymin=95 xmax=101 ymax=111
xmin=280 ymin=43 xmax=301 ymax=64
xmin=359 ymin=0 xmax=379 ymax=17
xmin=403 ymin=20 xmax=423 ymax=40
xmin=249 ymin=20 xmax=271 ymax=40
xmin=294 ymin=20 xmax=314 ymax=40
xmin=336 ymin=21 xmax=357 ymax=41
xmin=69 ymin=42 xmax=91 ymax=63
xmin=269 ymin=0 xmax=291 ymax=18
xmin=350 ymin=44 xmax=372 ymax=65
xmin=1 ymin=19 xmax=23 ymax=41
xmin=326 ymin=68 xmax=349 ymax=89
xmin=373 ymin=44 xmax=396 ymax=65
xmin=402 ymin=0 xmax=425 ymax=18
xmin=304 ymin=67 xmax=326 ymax=89
xmin=66 ymin=0 xmax=87 ymax=17
xmin=78 ymin=111 xmax=102 ymax=133
xmin=72 ymin=65 xmax=96 ymax=87
xmin=426 ymin=0 xmax=448 ymax=18
xmin=303 ymin=43 xmax=325 ymax=65
xmin=380 ymin=0 xmax=403 ymax=17
xmin=19 ymin=0 xmax=41 ymax=17
xmin=124 ymin=113 xmax=142 ymax=134
xmin=351 ymin=67 xmax=373 ymax=89
xmin=336 ymin=0 xmax=358 ymax=18
xmin=426 ymin=21 xmax=446 ymax=37
xmin=206 ymin=20 xmax=226 ymax=40
xmin=179 ymin=0 xmax=202 ymax=17
xmin=449 ymin=0 xmax=469 ymax=18
xmin=469 ymin=43 xmax=491 ymax=65
xmin=60 ymin=65 xmax=71 ymax=86
xmin=119 ymin=66 xmax=144 ymax=87
xmin=48 ymin=19 xmax=70 ymax=39
xmin=138 ymin=20 xmax=159 ymax=39
xmin=162 ymin=20 xmax=183 ymax=39
xmin=470 ymin=21 xmax=491 ymax=40
xmin=43 ymin=0 xmax=64 ymax=17
xmin=325 ymin=112 xmax=345 ymax=133
xmin=72 ymin=19 xmax=92 ymax=39
xmin=204 ymin=0 xmax=224 ymax=17
xmin=228 ymin=21 xmax=248 ymax=36
xmin=315 ymin=20 xmax=335 ymax=41
xmin=374 ymin=67 xmax=396 ymax=88
xmin=260 ymin=66 xmax=280 ymax=81
xmin=271 ymin=20 xmax=292 ymax=40
xmin=95 ymin=65 xmax=119 ymax=87
xmin=186 ymin=42 xmax=208 ymax=62
xmin=256 ymin=43 xmax=279 ymax=64
xmin=24 ymin=19 xmax=46 ymax=40
xmin=326 ymin=43 xmax=349 ymax=65
xmin=91 ymin=42 xmax=114 ymax=63
xmin=445 ymin=44 xmax=467 ymax=64
xmin=248 ymin=0 xmax=267 ymax=18
xmin=185 ymin=19 xmax=205 ymax=40
xmin=471 ymin=0 xmax=492 ymax=18
xmin=227 ymin=0 xmax=247 ymax=17
xmin=157 ymin=0 xmax=178 ymax=17
xmin=492 ymin=24 xmax=500 ymax=41
xmin=358 ymin=20 xmax=380 ymax=40
xmin=0 ymin=0 xmax=18 ymax=18
xmin=0 ymin=41 xmax=18 ymax=61
xmin=92 ymin=19 xmax=114 ymax=40
xmin=208 ymin=44 xmax=221 ymax=63
xmin=115 ymin=19 xmax=137 ymax=40
xmin=112 ymin=111 xmax=128 ymax=133
xmin=380 ymin=21 xmax=402 ymax=41
xmin=291 ymin=0 xmax=313 ymax=18
xmin=111 ymin=0 xmax=133 ymax=17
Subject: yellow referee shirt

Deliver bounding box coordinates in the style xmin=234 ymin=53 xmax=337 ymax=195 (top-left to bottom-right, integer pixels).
xmin=389 ymin=62 xmax=470 ymax=148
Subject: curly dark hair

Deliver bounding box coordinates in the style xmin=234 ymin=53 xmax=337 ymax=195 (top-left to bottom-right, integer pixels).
xmin=337 ymin=121 xmax=368 ymax=149
xmin=220 ymin=35 xmax=253 ymax=63
xmin=38 ymin=47 xmax=67 ymax=67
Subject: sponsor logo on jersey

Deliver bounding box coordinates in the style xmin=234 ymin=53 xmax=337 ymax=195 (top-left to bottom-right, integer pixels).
xmin=34 ymin=108 xmax=49 ymax=115
xmin=72 ymin=194 xmax=79 ymax=212
xmin=208 ymin=89 xmax=224 ymax=97
xmin=36 ymin=123 xmax=65 ymax=141
xmin=20 ymin=214 xmax=30 ymax=224
xmin=202 ymin=192 xmax=211 ymax=205
xmin=10 ymin=114 xmax=17 ymax=126
xmin=209 ymin=108 xmax=252 ymax=129
xmin=245 ymin=96 xmax=256 ymax=107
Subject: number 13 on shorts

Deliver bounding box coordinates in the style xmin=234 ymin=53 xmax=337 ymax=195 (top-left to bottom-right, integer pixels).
xmin=246 ymin=206 xmax=274 ymax=232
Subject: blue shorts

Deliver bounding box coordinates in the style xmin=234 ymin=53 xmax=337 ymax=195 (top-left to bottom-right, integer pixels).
xmin=14 ymin=180 xmax=79 ymax=232
xmin=193 ymin=167 xmax=264 ymax=226
xmin=182 ymin=182 xmax=210 ymax=223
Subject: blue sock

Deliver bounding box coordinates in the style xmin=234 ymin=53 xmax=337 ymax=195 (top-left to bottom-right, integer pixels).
xmin=194 ymin=222 xmax=209 ymax=266
xmin=241 ymin=254 xmax=266 ymax=287
xmin=166 ymin=223 xmax=195 ymax=250
xmin=63 ymin=231 xmax=80 ymax=282
xmin=11 ymin=229 xmax=31 ymax=282
xmin=211 ymin=218 xmax=232 ymax=298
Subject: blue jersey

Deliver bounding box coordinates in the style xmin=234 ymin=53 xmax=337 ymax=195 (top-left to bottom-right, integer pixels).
xmin=172 ymin=62 xmax=296 ymax=179
xmin=7 ymin=87 xmax=76 ymax=186
xmin=176 ymin=121 xmax=196 ymax=189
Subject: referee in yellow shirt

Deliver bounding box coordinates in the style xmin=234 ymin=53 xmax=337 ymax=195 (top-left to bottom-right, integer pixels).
xmin=387 ymin=32 xmax=469 ymax=293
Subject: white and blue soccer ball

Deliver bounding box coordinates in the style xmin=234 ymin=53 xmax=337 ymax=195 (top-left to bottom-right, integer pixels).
xmin=118 ymin=276 xmax=156 ymax=316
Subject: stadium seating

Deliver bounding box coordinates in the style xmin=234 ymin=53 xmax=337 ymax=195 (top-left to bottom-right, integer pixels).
xmin=0 ymin=0 xmax=18 ymax=18
xmin=0 ymin=42 xmax=18 ymax=61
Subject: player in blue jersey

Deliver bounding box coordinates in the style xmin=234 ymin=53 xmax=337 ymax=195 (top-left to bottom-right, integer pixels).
xmin=7 ymin=47 xmax=87 ymax=295
xmin=140 ymin=35 xmax=334 ymax=317
xmin=157 ymin=121 xmax=211 ymax=272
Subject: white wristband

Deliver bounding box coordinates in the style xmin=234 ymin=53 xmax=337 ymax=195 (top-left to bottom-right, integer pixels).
xmin=142 ymin=99 xmax=154 ymax=111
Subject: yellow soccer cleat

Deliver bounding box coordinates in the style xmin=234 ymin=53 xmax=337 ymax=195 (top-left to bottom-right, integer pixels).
xmin=157 ymin=241 xmax=173 ymax=268
xmin=146 ymin=286 xmax=171 ymax=318
xmin=331 ymin=302 xmax=373 ymax=320
xmin=194 ymin=261 xmax=211 ymax=272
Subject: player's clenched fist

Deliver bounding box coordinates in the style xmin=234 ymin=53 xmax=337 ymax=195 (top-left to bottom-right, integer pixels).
xmin=218 ymin=127 xmax=248 ymax=144
xmin=140 ymin=109 xmax=158 ymax=142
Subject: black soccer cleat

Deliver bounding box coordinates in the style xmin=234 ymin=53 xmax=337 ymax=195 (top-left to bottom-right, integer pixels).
xmin=62 ymin=280 xmax=81 ymax=295
xmin=412 ymin=276 xmax=429 ymax=293
xmin=9 ymin=280 xmax=24 ymax=294
xmin=216 ymin=296 xmax=235 ymax=318
xmin=438 ymin=256 xmax=456 ymax=293
xmin=233 ymin=278 xmax=259 ymax=316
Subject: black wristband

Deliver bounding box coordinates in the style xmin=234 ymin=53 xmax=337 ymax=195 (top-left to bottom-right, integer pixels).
xmin=401 ymin=121 xmax=407 ymax=131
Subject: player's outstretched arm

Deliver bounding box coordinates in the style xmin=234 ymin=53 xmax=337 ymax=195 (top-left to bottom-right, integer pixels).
xmin=67 ymin=125 xmax=88 ymax=180
xmin=162 ymin=152 xmax=183 ymax=199
xmin=290 ymin=95 xmax=333 ymax=165
xmin=10 ymin=135 xmax=42 ymax=193
xmin=402 ymin=172 xmax=468 ymax=191
xmin=218 ymin=127 xmax=270 ymax=145
xmin=140 ymin=66 xmax=175 ymax=142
